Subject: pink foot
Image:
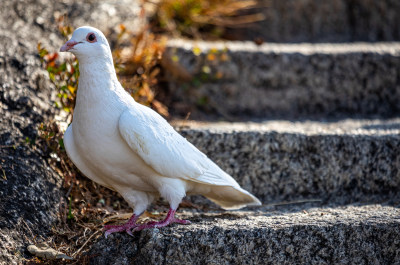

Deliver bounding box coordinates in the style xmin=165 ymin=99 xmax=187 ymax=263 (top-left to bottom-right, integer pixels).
xmin=134 ymin=208 xmax=190 ymax=232
xmin=104 ymin=214 xmax=139 ymax=238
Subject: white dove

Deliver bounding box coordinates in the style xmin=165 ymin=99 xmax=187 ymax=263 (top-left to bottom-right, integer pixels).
xmin=60 ymin=26 xmax=261 ymax=237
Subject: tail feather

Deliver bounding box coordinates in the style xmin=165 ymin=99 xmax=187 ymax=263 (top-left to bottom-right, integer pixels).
xmin=204 ymin=186 xmax=261 ymax=210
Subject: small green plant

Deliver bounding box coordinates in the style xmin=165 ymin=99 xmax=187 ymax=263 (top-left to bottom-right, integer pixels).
xmin=38 ymin=43 xmax=79 ymax=116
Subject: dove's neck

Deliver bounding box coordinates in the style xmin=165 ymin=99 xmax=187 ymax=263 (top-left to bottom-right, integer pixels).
xmin=75 ymin=55 xmax=126 ymax=115
xmin=78 ymin=55 xmax=117 ymax=81
xmin=77 ymin=55 xmax=121 ymax=95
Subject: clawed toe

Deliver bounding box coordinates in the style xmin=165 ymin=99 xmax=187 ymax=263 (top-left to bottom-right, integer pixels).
xmin=133 ymin=217 xmax=191 ymax=232
xmin=103 ymin=224 xmax=120 ymax=230
xmin=104 ymin=223 xmax=138 ymax=238
xmin=103 ymin=209 xmax=190 ymax=237
xmin=103 ymin=214 xmax=139 ymax=238
xmin=173 ymin=218 xmax=191 ymax=225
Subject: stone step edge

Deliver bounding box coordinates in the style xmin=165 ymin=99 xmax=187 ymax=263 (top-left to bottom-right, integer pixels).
xmin=172 ymin=119 xmax=400 ymax=205
xmin=172 ymin=118 xmax=400 ymax=137
xmin=88 ymin=204 xmax=400 ymax=264
xmin=166 ymin=39 xmax=400 ymax=55
xmin=177 ymin=204 xmax=400 ymax=227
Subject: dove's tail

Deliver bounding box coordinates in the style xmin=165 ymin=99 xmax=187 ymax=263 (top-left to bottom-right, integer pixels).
xmin=204 ymin=186 xmax=262 ymax=210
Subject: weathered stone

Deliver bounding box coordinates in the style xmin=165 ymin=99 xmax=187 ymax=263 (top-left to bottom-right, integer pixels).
xmin=0 ymin=1 xmax=64 ymax=263
xmin=0 ymin=145 xmax=62 ymax=264
xmin=89 ymin=204 xmax=400 ymax=264
xmin=175 ymin=119 xmax=400 ymax=204
xmin=165 ymin=40 xmax=400 ymax=120
xmin=228 ymin=0 xmax=400 ymax=42
xmin=53 ymin=0 xmax=147 ymax=37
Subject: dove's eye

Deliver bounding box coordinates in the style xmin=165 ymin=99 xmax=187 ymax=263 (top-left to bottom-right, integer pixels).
xmin=86 ymin=33 xmax=97 ymax=43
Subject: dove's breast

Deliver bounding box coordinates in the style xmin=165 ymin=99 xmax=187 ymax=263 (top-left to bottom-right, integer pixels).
xmin=65 ymin=88 xmax=158 ymax=192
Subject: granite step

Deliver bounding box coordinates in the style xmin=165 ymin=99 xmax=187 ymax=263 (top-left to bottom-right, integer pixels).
xmin=226 ymin=0 xmax=400 ymax=43
xmin=163 ymin=41 xmax=400 ymax=120
xmin=173 ymin=118 xmax=400 ymax=205
xmin=89 ymin=204 xmax=400 ymax=264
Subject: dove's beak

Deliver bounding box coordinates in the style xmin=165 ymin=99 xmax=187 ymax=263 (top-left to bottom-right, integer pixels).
xmin=60 ymin=40 xmax=79 ymax=52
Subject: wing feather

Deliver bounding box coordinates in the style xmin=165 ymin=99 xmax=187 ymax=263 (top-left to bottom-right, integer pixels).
xmin=118 ymin=104 xmax=240 ymax=188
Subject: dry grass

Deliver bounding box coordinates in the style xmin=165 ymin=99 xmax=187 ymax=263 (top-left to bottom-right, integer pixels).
xmin=148 ymin=0 xmax=264 ymax=38
xmin=113 ymin=24 xmax=169 ymax=117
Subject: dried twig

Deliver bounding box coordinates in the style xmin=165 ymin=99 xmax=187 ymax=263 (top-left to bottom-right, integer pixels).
xmin=72 ymin=230 xmax=102 ymax=258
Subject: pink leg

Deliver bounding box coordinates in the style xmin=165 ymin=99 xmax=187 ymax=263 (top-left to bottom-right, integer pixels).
xmin=104 ymin=214 xmax=140 ymax=238
xmin=133 ymin=208 xmax=190 ymax=232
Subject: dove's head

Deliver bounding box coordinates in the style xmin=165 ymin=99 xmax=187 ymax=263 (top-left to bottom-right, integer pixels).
xmin=60 ymin=26 xmax=112 ymax=63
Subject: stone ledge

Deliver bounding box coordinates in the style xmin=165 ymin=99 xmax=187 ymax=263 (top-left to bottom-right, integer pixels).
xmin=174 ymin=119 xmax=400 ymax=204
xmin=173 ymin=118 xmax=400 ymax=135
xmin=227 ymin=0 xmax=400 ymax=42
xmin=164 ymin=41 xmax=400 ymax=119
xmin=167 ymin=40 xmax=400 ymax=54
xmin=88 ymin=204 xmax=400 ymax=264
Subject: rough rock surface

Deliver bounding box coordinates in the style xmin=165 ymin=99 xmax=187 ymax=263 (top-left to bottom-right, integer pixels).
xmin=165 ymin=40 xmax=400 ymax=120
xmin=176 ymin=119 xmax=400 ymax=204
xmin=0 ymin=143 xmax=62 ymax=264
xmin=228 ymin=0 xmax=400 ymax=42
xmin=0 ymin=0 xmax=144 ymax=263
xmin=0 ymin=1 xmax=65 ymax=264
xmin=89 ymin=204 xmax=400 ymax=264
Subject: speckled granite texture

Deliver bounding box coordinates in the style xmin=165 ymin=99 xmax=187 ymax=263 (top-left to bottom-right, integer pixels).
xmin=89 ymin=204 xmax=400 ymax=264
xmin=176 ymin=119 xmax=400 ymax=204
xmin=165 ymin=41 xmax=400 ymax=119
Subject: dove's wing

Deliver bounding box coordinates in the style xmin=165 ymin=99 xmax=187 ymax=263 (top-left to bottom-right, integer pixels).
xmin=118 ymin=105 xmax=240 ymax=188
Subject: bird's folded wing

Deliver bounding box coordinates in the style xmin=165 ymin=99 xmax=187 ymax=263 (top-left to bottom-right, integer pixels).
xmin=118 ymin=107 xmax=240 ymax=187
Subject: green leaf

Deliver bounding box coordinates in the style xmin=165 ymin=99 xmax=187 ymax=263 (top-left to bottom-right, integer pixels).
xmin=59 ymin=63 xmax=67 ymax=72
xmin=49 ymin=72 xmax=55 ymax=82
xmin=39 ymin=49 xmax=48 ymax=58
xmin=197 ymin=96 xmax=208 ymax=106
xmin=46 ymin=66 xmax=55 ymax=73
xmin=192 ymin=77 xmax=202 ymax=87
xmin=59 ymin=138 xmax=65 ymax=150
